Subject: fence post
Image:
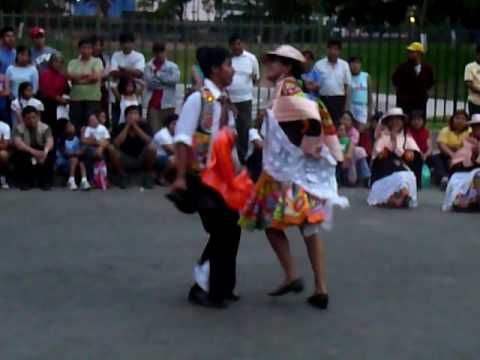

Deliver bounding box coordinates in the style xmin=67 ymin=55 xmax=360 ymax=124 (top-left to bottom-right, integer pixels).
xmin=452 ymin=34 xmax=460 ymax=113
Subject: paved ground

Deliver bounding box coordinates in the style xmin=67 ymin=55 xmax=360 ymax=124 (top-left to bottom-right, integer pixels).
xmin=1 ymin=187 xmax=479 ymax=360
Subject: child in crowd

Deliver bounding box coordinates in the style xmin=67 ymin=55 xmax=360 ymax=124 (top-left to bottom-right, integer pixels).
xmin=152 ymin=113 xmax=177 ymax=185
xmin=407 ymin=110 xmax=432 ymax=188
xmin=358 ymin=111 xmax=382 ymax=159
xmin=338 ymin=111 xmax=371 ymax=187
xmin=11 ymin=82 xmax=44 ymax=125
xmin=0 ymin=118 xmax=11 ymax=189
xmin=117 ymin=76 xmax=139 ymax=126
xmin=408 ymin=111 xmax=432 ymax=162
xmin=58 ymin=122 xmax=90 ymax=191
xmin=246 ymin=109 xmax=265 ymax=182
xmin=443 ymin=114 xmax=480 ymax=211
xmin=81 ymin=113 xmax=112 ymax=190
xmin=368 ymin=108 xmax=421 ymax=208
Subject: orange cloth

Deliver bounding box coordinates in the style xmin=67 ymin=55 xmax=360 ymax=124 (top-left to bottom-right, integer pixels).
xmin=201 ymin=127 xmax=255 ymax=210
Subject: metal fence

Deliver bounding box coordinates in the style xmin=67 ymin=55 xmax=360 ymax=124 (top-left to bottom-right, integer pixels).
xmin=2 ymin=12 xmax=480 ymax=121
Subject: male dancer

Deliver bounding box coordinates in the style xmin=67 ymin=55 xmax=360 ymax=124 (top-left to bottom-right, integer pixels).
xmin=171 ymin=47 xmax=241 ymax=308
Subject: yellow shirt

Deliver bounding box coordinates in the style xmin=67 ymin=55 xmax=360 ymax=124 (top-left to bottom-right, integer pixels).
xmin=464 ymin=61 xmax=480 ymax=105
xmin=437 ymin=126 xmax=470 ymax=151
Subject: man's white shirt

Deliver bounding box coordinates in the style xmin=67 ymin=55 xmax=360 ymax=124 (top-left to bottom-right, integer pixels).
xmin=227 ymin=50 xmax=260 ymax=103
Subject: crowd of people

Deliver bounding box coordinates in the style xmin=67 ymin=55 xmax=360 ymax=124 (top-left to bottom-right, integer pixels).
xmin=1 ymin=23 xmax=479 ymax=310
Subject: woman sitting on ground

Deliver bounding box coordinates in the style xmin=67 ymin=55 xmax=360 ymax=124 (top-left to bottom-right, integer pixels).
xmin=367 ymin=107 xmax=422 ymax=208
xmin=432 ymin=110 xmax=470 ymax=190
xmin=443 ymin=114 xmax=480 ymax=211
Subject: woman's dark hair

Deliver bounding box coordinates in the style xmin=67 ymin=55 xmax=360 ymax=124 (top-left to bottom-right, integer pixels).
xmin=22 ymin=106 xmax=38 ymax=117
xmin=18 ymin=82 xmax=33 ymax=98
xmin=348 ymin=56 xmax=362 ymax=63
xmin=341 ymin=110 xmax=356 ymax=123
xmin=448 ymin=110 xmax=469 ymax=131
xmin=15 ymin=45 xmax=29 ymax=63
xmin=78 ymin=37 xmax=93 ymax=48
xmin=118 ymin=76 xmax=136 ymax=95
xmin=229 ymin=34 xmax=242 ymax=45
xmin=124 ymin=105 xmax=140 ymax=118
xmin=165 ymin=113 xmax=179 ymax=127
xmin=152 ymin=42 xmax=166 ymax=54
xmin=327 ymin=38 xmax=342 ymax=49
xmin=198 ymin=47 xmax=231 ymax=79
xmin=119 ymin=32 xmax=135 ymax=44
xmin=1 ymin=26 xmax=14 ymax=37
xmin=196 ymin=46 xmax=208 ymax=62
xmin=409 ymin=110 xmax=425 ymax=124
xmin=268 ymin=54 xmax=304 ymax=80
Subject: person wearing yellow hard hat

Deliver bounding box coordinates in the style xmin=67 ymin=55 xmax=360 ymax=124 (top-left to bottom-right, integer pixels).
xmin=392 ymin=41 xmax=434 ymax=119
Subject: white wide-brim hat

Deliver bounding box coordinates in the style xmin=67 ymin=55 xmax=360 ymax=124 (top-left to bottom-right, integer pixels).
xmin=380 ymin=107 xmax=408 ymax=124
xmin=467 ymin=114 xmax=480 ymax=126
xmin=266 ymin=45 xmax=306 ymax=64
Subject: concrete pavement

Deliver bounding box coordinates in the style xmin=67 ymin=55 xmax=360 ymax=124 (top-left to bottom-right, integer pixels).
xmin=0 ymin=187 xmax=479 ymax=359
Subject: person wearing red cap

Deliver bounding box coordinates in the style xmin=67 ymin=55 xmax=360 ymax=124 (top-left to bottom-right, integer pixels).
xmin=29 ymin=27 xmax=57 ymax=72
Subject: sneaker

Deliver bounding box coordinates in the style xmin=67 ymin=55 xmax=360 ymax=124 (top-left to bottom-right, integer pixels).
xmin=67 ymin=177 xmax=78 ymax=191
xmin=0 ymin=176 xmax=9 ymax=190
xmin=80 ymin=178 xmax=91 ymax=191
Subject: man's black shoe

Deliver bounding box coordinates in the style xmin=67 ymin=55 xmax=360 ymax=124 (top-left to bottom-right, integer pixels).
xmin=188 ymin=285 xmax=228 ymax=309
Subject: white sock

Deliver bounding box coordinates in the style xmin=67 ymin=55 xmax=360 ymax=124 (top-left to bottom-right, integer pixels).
xmin=81 ymin=177 xmax=87 ymax=182
xmin=68 ymin=176 xmax=75 ymax=182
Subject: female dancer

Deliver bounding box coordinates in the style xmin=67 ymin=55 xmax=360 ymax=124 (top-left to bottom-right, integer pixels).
xmin=240 ymin=45 xmax=348 ymax=309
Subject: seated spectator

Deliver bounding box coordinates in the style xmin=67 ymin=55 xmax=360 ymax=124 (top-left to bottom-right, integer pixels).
xmin=338 ymin=111 xmax=371 ymax=187
xmin=408 ymin=110 xmax=432 ymax=162
xmin=112 ymin=105 xmax=156 ymax=189
xmin=431 ymin=110 xmax=470 ymax=190
xmin=443 ymin=115 xmax=480 ymax=211
xmin=367 ymin=108 xmax=421 ymax=208
xmin=81 ymin=112 xmax=112 ymax=189
xmin=358 ymin=111 xmax=382 ymax=159
xmin=0 ymin=118 xmax=11 ymax=189
xmin=58 ymin=122 xmax=90 ymax=191
xmin=152 ymin=113 xmax=177 ymax=185
xmin=116 ymin=76 xmax=139 ymax=126
xmin=6 ymin=45 xmax=39 ymax=106
xmin=11 ymin=82 xmax=44 ymax=125
xmin=0 ymin=70 xmax=11 ymax=126
xmin=12 ymin=106 xmax=54 ymax=190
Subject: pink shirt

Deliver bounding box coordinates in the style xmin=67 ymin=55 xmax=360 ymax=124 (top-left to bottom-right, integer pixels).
xmin=451 ymin=137 xmax=480 ymax=168
xmin=373 ymin=132 xmax=420 ymax=159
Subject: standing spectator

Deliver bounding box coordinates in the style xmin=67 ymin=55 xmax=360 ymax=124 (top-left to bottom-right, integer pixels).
xmin=11 ymin=82 xmax=44 ymax=125
xmin=464 ymin=44 xmax=480 ymax=117
xmin=392 ymin=42 xmax=434 ymax=118
xmin=0 ymin=26 xmax=16 ymax=125
xmin=6 ymin=45 xmax=39 ymax=100
xmin=116 ymin=76 xmax=139 ymax=126
xmin=314 ymin=39 xmax=352 ymax=126
xmin=144 ymin=42 xmax=180 ymax=132
xmin=91 ymin=35 xmax=111 ymax=118
xmin=29 ymin=27 xmax=57 ymax=71
xmin=12 ymin=106 xmax=54 ymax=190
xmin=431 ymin=110 xmax=471 ymax=190
xmin=0 ymin=118 xmax=11 ymax=189
xmin=109 ymin=32 xmax=145 ymax=127
xmin=67 ymin=38 xmax=103 ymax=132
xmin=112 ymin=105 xmax=156 ymax=189
xmin=228 ymin=34 xmax=260 ymax=162
xmin=38 ymin=53 xmax=69 ymax=137
xmin=191 ymin=47 xmax=206 ymax=91
xmin=301 ymin=50 xmax=321 ymax=100
xmin=349 ymin=56 xmax=373 ymax=127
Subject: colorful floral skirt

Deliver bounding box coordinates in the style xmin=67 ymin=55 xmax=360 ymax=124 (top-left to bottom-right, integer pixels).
xmin=239 ymin=172 xmax=327 ymax=231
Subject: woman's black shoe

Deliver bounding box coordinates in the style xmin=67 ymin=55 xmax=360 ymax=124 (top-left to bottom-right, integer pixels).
xmin=307 ymin=293 xmax=329 ymax=309
xmin=268 ymin=278 xmax=304 ymax=297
